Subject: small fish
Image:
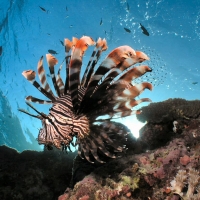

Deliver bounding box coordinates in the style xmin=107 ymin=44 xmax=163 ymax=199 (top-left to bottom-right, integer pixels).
xmin=100 ymin=18 xmax=103 ymax=25
xmin=124 ymin=27 xmax=131 ymax=33
xmin=66 ymin=6 xmax=68 ymax=11
xmin=59 ymin=40 xmax=64 ymax=46
xmin=48 ymin=49 xmax=58 ymax=54
xmin=127 ymin=2 xmax=130 ymax=11
xmin=0 ymin=46 xmax=2 ymax=56
xmin=39 ymin=6 xmax=47 ymax=12
xmin=192 ymin=82 xmax=198 ymax=85
xmin=140 ymin=23 xmax=150 ymax=36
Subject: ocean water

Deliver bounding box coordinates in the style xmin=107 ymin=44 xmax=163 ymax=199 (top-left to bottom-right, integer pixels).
xmin=0 ymin=0 xmax=200 ymax=151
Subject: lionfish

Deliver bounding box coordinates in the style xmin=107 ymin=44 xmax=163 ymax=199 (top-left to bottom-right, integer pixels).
xmin=19 ymin=36 xmax=153 ymax=163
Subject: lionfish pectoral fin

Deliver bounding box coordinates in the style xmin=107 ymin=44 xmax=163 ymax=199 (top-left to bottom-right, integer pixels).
xmin=99 ymin=146 xmax=116 ymax=158
xmin=83 ymin=46 xmax=136 ymax=99
xmin=135 ymin=51 xmax=150 ymax=62
xmin=121 ymin=82 xmax=153 ymax=99
xmin=77 ymin=145 xmax=85 ymax=159
xmin=25 ymin=96 xmax=52 ymax=104
xmin=25 ymin=101 xmax=47 ymax=119
xmin=109 ymin=65 xmax=152 ymax=88
xmin=120 ymin=65 xmax=152 ymax=83
xmin=18 ymin=108 xmax=42 ymax=119
xmin=67 ymin=145 xmax=72 ymax=152
xmin=87 ymin=137 xmax=106 ymax=163
xmin=113 ymin=98 xmax=152 ymax=111
xmin=79 ymin=142 xmax=94 ymax=163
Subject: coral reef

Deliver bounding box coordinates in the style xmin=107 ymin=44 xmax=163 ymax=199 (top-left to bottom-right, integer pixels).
xmin=58 ymin=98 xmax=200 ymax=200
xmin=0 ymin=145 xmax=76 ymax=200
xmin=1 ymin=98 xmax=200 ymax=199
xmin=137 ymin=98 xmax=200 ymax=123
xmin=169 ymin=168 xmax=200 ymax=199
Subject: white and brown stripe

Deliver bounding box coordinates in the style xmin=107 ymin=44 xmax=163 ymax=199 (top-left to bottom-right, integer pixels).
xmin=20 ymin=35 xmax=155 ymax=163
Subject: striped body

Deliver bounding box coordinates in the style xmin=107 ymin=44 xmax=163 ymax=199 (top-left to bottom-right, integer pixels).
xmin=20 ymin=36 xmax=153 ymax=163
xmin=38 ymin=94 xmax=89 ymax=149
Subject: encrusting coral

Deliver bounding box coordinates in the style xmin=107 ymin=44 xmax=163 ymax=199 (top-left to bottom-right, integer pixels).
xmin=169 ymin=168 xmax=200 ymax=199
xmin=58 ymin=98 xmax=200 ymax=200
xmin=1 ymin=98 xmax=200 ymax=199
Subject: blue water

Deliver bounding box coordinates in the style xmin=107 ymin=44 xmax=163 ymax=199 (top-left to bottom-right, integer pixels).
xmin=0 ymin=0 xmax=200 ymax=151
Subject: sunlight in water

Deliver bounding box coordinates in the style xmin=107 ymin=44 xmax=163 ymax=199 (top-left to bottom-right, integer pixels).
xmin=113 ymin=115 xmax=146 ymax=138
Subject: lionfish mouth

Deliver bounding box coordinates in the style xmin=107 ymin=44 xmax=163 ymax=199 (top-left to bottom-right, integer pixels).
xmin=19 ymin=35 xmax=153 ymax=163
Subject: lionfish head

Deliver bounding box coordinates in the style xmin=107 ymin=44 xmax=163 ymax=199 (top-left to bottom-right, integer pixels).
xmin=19 ymin=35 xmax=153 ymax=163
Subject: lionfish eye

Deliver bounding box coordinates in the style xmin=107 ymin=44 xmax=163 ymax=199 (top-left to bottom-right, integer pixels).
xmin=45 ymin=118 xmax=53 ymax=125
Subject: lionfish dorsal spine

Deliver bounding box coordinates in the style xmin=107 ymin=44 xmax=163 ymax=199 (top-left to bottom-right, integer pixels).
xmin=55 ymin=58 xmax=66 ymax=96
xmin=18 ymin=108 xmax=41 ymax=119
xmin=22 ymin=70 xmax=56 ymax=101
xmin=64 ymin=38 xmax=74 ymax=94
xmin=81 ymin=38 xmax=107 ymax=88
xmin=110 ymin=65 xmax=152 ymax=86
xmin=46 ymin=54 xmax=61 ymax=97
xmin=68 ymin=36 xmax=95 ymax=112
xmin=37 ymin=56 xmax=55 ymax=97
xmin=82 ymin=46 xmax=137 ymax=99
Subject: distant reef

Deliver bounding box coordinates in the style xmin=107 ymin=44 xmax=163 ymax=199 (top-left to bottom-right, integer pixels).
xmin=1 ymin=98 xmax=200 ymax=200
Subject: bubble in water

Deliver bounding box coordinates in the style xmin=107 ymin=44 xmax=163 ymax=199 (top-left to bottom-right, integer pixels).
xmin=132 ymin=47 xmax=167 ymax=87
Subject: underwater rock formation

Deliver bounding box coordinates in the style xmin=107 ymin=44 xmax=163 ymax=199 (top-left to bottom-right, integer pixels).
xmin=58 ymin=98 xmax=200 ymax=200
xmin=1 ymin=98 xmax=200 ymax=199
xmin=0 ymin=145 xmax=76 ymax=200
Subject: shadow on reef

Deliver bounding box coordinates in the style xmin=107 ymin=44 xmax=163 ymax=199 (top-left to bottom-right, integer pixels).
xmin=0 ymin=90 xmax=41 ymax=151
xmin=0 ymin=145 xmax=76 ymax=200
xmin=1 ymin=98 xmax=200 ymax=199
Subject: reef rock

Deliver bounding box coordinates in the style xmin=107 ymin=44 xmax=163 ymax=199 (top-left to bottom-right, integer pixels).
xmin=0 ymin=146 xmax=76 ymax=200
xmin=1 ymin=98 xmax=200 ymax=200
xmin=59 ymin=98 xmax=200 ymax=200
